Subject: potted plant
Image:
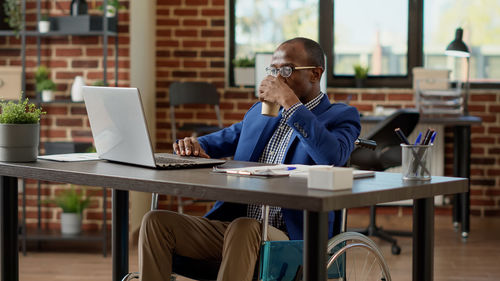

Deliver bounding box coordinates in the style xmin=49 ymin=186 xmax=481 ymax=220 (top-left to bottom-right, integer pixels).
xmin=0 ymin=97 xmax=45 ymax=162
xmin=3 ymin=0 xmax=23 ymax=37
xmin=46 ymin=186 xmax=92 ymax=235
xmin=233 ymin=56 xmax=255 ymax=86
xmin=97 ymin=0 xmax=126 ymax=17
xmin=353 ymin=64 xmax=369 ymax=88
xmin=35 ymin=65 xmax=57 ymax=102
xmin=38 ymin=14 xmax=50 ymax=33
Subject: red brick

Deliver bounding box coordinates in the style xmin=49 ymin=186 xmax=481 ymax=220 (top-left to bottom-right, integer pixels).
xmin=157 ymin=60 xmax=180 ymax=67
xmin=200 ymin=71 xmax=224 ymax=78
xmin=72 ymin=60 xmax=99 ymax=68
xmin=173 ymin=50 xmax=198 ymax=57
xmin=56 ymin=118 xmax=83 ymax=127
xmin=210 ymin=60 xmax=224 ymax=68
xmin=201 ymin=9 xmax=225 ymax=16
xmin=157 ymin=40 xmax=180 ymax=47
xmin=212 ymin=0 xmax=224 ymax=5
xmin=183 ymin=60 xmax=207 ymax=68
xmin=211 ymin=19 xmax=225 ymax=27
xmin=224 ymin=113 xmax=245 ymax=120
xmin=488 ymin=127 xmax=500 ymax=134
xmin=47 ymin=60 xmax=68 ymax=68
xmin=186 ymin=0 xmax=208 ymax=4
xmin=86 ymin=48 xmax=113 ymax=57
xmin=388 ymin=93 xmax=413 ymax=101
xmin=44 ymin=106 xmax=68 ymax=115
xmin=157 ymin=19 xmax=179 ymax=26
xmin=70 ymin=107 xmax=87 ymax=115
xmin=210 ymin=40 xmax=225 ymax=48
xmin=183 ymin=19 xmax=207 ymax=26
xmin=201 ymin=30 xmax=224 ymax=37
xmin=172 ymin=71 xmax=197 ymax=78
xmin=470 ymin=94 xmax=496 ymax=102
xmin=352 ymin=103 xmax=374 ymax=112
xmin=156 ymin=30 xmax=172 ymax=37
xmin=174 ymin=9 xmax=198 ymax=16
xmin=183 ymin=40 xmax=207 ymax=48
xmin=42 ymin=130 xmax=67 ymax=138
xmin=55 ymin=48 xmax=82 ymax=56
xmin=72 ymin=37 xmax=99 ymax=45
xmin=157 ymin=9 xmax=170 ymax=16
xmin=468 ymin=105 xmax=486 ymax=112
xmin=361 ymin=93 xmax=385 ymax=101
xmin=55 ymin=71 xmax=84 ymax=79
xmin=158 ymin=0 xmax=181 ymax=4
xmin=489 ymin=105 xmax=500 ymax=113
xmin=201 ymin=51 xmax=224 ymax=57
xmin=174 ymin=30 xmax=198 ymax=37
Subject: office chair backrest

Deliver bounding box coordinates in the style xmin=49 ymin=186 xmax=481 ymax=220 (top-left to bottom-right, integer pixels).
xmin=350 ymin=109 xmax=420 ymax=171
xmin=169 ymin=82 xmax=223 ymax=141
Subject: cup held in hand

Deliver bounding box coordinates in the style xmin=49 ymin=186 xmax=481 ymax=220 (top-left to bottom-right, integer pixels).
xmin=261 ymin=101 xmax=280 ymax=117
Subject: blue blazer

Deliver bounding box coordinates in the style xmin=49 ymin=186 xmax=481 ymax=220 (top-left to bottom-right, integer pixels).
xmin=198 ymin=94 xmax=361 ymax=240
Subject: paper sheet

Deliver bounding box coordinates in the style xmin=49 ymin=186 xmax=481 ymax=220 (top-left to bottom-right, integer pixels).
xmin=37 ymin=153 xmax=100 ymax=162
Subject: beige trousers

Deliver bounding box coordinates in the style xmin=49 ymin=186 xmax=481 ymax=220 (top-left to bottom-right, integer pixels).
xmin=139 ymin=210 xmax=289 ymax=281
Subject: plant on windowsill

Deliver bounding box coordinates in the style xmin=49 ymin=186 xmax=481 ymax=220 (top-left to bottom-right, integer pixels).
xmin=233 ymin=56 xmax=255 ymax=87
xmin=3 ymin=0 xmax=24 ymax=37
xmin=45 ymin=186 xmax=92 ymax=235
xmin=35 ymin=65 xmax=57 ymax=102
xmin=353 ymin=64 xmax=369 ymax=88
xmin=0 ymin=97 xmax=45 ymax=162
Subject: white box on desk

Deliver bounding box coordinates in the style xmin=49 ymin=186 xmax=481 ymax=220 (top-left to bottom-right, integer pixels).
xmin=307 ymin=167 xmax=353 ymax=191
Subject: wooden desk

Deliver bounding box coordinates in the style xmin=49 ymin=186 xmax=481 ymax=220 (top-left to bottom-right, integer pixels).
xmin=361 ymin=115 xmax=482 ymax=238
xmin=0 ymin=160 xmax=468 ymax=281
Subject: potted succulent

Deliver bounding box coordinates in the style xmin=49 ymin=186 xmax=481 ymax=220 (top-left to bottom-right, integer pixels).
xmin=46 ymin=186 xmax=92 ymax=235
xmin=35 ymin=65 xmax=57 ymax=102
xmin=0 ymin=97 xmax=45 ymax=162
xmin=353 ymin=64 xmax=369 ymax=88
xmin=233 ymin=56 xmax=255 ymax=86
xmin=97 ymin=0 xmax=126 ymax=17
xmin=38 ymin=14 xmax=50 ymax=33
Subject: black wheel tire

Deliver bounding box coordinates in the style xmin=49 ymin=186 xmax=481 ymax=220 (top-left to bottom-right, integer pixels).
xmin=391 ymin=244 xmax=401 ymax=255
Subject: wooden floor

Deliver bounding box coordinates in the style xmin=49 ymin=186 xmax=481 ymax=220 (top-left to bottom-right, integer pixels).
xmin=19 ymin=215 xmax=500 ymax=281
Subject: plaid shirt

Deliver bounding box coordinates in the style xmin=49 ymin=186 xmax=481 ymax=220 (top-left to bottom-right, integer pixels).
xmin=247 ymin=93 xmax=325 ymax=234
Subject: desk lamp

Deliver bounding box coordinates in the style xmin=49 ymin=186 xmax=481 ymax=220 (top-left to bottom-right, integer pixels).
xmin=445 ymin=27 xmax=470 ymax=115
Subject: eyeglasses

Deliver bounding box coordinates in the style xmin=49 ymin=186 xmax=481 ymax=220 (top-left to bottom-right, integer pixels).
xmin=265 ymin=66 xmax=319 ymax=78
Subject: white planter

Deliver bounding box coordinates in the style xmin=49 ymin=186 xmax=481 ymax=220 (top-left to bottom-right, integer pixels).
xmin=71 ymin=76 xmax=85 ymax=102
xmin=106 ymin=5 xmax=116 ymax=17
xmin=61 ymin=213 xmax=82 ymax=235
xmin=0 ymin=123 xmax=39 ymax=162
xmin=234 ymin=67 xmax=255 ymax=86
xmin=41 ymin=90 xmax=54 ymax=102
xmin=38 ymin=21 xmax=50 ymax=33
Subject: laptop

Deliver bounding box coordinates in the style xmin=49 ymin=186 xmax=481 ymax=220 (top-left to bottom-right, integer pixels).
xmin=82 ymin=86 xmax=226 ymax=169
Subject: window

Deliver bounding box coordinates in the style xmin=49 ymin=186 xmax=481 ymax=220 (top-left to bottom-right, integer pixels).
xmin=333 ymin=0 xmax=408 ymax=76
xmin=424 ymin=0 xmax=500 ymax=83
xmin=230 ymin=0 xmax=498 ymax=88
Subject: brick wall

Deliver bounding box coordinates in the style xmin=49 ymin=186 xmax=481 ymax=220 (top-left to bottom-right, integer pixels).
xmin=0 ymin=0 xmax=130 ymax=231
xmin=1 ymin=0 xmax=499 ymax=235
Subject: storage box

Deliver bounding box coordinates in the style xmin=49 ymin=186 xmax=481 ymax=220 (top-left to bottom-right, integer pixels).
xmin=0 ymin=67 xmax=22 ymax=100
xmin=307 ymin=167 xmax=353 ymax=191
xmin=51 ymin=15 xmax=117 ymax=33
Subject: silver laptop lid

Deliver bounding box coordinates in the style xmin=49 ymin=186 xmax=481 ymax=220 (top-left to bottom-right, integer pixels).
xmin=82 ymin=86 xmax=157 ymax=168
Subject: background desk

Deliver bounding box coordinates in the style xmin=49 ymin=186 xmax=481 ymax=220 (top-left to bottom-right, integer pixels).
xmin=1 ymin=160 xmax=468 ymax=281
xmin=361 ymin=115 xmax=482 ymax=238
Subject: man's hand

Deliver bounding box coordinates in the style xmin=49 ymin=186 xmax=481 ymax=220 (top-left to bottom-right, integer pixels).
xmin=173 ymin=137 xmax=210 ymax=158
xmin=258 ymin=76 xmax=300 ymax=110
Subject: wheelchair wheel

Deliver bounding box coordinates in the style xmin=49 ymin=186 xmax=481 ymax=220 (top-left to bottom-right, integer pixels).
xmin=327 ymin=232 xmax=391 ymax=281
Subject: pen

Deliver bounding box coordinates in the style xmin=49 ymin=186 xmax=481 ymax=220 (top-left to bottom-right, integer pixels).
xmin=430 ymin=131 xmax=437 ymax=144
xmin=394 ymin=128 xmax=410 ymax=145
xmin=421 ymin=128 xmax=431 ymax=145
xmin=414 ymin=132 xmax=422 ymax=145
xmin=423 ymin=129 xmax=435 ymax=145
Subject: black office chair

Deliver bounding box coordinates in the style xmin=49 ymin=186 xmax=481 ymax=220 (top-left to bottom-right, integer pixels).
xmin=169 ymin=81 xmax=223 ymax=142
xmin=349 ymin=109 xmax=420 ymax=255
xmin=169 ymin=81 xmax=224 ymax=214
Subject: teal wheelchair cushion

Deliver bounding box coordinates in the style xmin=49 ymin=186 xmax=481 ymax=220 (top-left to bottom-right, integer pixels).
xmin=259 ymin=240 xmax=345 ymax=281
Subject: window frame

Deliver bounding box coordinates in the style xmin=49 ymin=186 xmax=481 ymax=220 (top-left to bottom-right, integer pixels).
xmin=229 ymin=0 xmax=498 ymax=89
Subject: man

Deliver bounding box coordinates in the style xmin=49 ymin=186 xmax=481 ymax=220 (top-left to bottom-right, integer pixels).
xmin=139 ymin=37 xmax=360 ymax=281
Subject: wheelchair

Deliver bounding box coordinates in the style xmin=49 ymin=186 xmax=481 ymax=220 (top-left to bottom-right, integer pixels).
xmin=123 ymin=139 xmax=391 ymax=281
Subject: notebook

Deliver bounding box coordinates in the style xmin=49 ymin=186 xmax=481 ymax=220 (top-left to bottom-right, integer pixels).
xmin=82 ymin=86 xmax=226 ymax=169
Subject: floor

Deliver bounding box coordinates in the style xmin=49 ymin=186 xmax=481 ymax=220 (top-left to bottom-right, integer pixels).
xmin=18 ymin=215 xmax=500 ymax=281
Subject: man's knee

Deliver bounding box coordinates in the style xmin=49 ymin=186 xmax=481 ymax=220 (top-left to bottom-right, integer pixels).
xmin=141 ymin=210 xmax=178 ymax=233
xmin=225 ymin=217 xmax=261 ymax=238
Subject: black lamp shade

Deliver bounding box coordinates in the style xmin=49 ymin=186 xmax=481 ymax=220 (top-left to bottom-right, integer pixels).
xmin=445 ymin=28 xmax=470 ymax=57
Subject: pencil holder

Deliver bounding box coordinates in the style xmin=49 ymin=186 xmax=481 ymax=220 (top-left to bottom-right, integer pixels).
xmin=401 ymin=144 xmax=433 ymax=181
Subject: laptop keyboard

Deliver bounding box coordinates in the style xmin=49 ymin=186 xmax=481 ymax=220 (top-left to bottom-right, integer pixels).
xmin=154 ymin=154 xmax=196 ymax=164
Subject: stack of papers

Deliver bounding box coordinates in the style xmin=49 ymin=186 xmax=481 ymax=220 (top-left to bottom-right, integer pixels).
xmin=38 ymin=153 xmax=100 ymax=162
xmin=213 ymin=164 xmax=375 ymax=178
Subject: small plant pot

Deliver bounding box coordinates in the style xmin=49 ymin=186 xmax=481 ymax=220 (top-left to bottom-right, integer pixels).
xmin=0 ymin=123 xmax=39 ymax=162
xmin=234 ymin=67 xmax=255 ymax=86
xmin=355 ymin=78 xmax=366 ymax=88
xmin=38 ymin=20 xmax=50 ymax=33
xmin=61 ymin=213 xmax=82 ymax=235
xmin=106 ymin=5 xmax=117 ymax=17
xmin=41 ymin=90 xmax=54 ymax=102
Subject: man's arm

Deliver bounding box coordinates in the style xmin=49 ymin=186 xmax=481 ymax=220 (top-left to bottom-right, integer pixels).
xmin=287 ymin=104 xmax=361 ymax=166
